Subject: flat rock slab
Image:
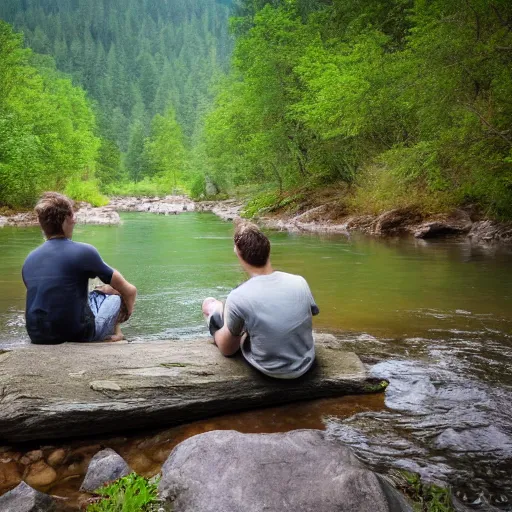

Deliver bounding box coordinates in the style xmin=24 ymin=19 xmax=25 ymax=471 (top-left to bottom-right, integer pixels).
xmin=0 ymin=338 xmax=382 ymax=442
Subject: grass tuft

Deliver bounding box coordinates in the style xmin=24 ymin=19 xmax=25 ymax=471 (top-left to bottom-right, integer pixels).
xmin=391 ymin=470 xmax=454 ymax=512
xmin=86 ymin=473 xmax=163 ymax=512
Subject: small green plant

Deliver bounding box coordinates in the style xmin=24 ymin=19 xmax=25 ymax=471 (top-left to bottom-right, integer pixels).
xmin=86 ymin=473 xmax=161 ymax=512
xmin=391 ymin=470 xmax=454 ymax=512
xmin=363 ymin=379 xmax=389 ymax=393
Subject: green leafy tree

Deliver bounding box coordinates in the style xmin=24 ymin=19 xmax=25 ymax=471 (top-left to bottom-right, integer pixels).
xmin=0 ymin=21 xmax=102 ymax=207
xmin=145 ymin=106 xmax=187 ymax=190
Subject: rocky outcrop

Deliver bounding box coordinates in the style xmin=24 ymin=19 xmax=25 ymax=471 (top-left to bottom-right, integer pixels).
xmin=413 ymin=210 xmax=472 ymax=238
xmin=372 ymin=208 xmax=424 ymax=236
xmin=0 ymin=336 xmax=384 ymax=443
xmin=0 ymin=211 xmax=38 ymax=228
xmin=74 ymin=203 xmax=121 ymax=225
xmin=0 ymin=196 xmax=195 ymax=228
xmin=255 ymin=205 xmax=512 ymax=245
xmin=80 ymin=449 xmax=131 ymax=492
xmin=468 ymin=220 xmax=512 ymax=245
xmin=195 ymin=199 xmax=242 ymax=221
xmin=108 ymin=195 xmax=195 ymax=215
xmin=0 ymin=481 xmax=56 ymax=512
xmin=158 ymin=429 xmax=412 ymax=512
xmin=0 ymin=204 xmax=120 ymax=227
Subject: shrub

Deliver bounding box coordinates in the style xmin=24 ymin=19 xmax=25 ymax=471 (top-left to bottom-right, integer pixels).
xmin=241 ymin=191 xmax=280 ymax=218
xmin=86 ymin=473 xmax=162 ymax=512
xmin=347 ymin=165 xmax=455 ymax=216
xmin=104 ymin=178 xmax=167 ymax=197
xmin=64 ymin=179 xmax=109 ymax=207
xmin=188 ymin=174 xmax=206 ymax=199
xmin=391 ymin=470 xmax=454 ymax=512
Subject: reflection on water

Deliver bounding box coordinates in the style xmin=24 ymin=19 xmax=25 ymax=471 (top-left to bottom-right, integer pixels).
xmin=0 ymin=212 xmax=511 ymax=507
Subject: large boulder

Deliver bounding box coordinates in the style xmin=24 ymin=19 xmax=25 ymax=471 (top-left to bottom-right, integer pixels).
xmin=413 ymin=209 xmax=472 ymax=238
xmin=0 ymin=481 xmax=55 ymax=512
xmin=196 ymin=200 xmax=242 ymax=221
xmin=80 ymin=449 xmax=131 ymax=492
xmin=74 ymin=204 xmax=121 ymax=225
xmin=0 ymin=337 xmax=384 ymax=442
xmin=205 ymin=176 xmax=219 ymax=196
xmin=159 ymin=429 xmax=412 ymax=512
xmin=372 ymin=208 xmax=423 ymax=236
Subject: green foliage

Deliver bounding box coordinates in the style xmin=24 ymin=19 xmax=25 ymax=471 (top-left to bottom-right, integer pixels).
xmin=392 ymin=471 xmax=454 ymax=512
xmin=2 ymin=0 xmax=512 ymax=217
xmin=145 ymin=107 xmax=187 ymax=190
xmin=0 ymin=0 xmax=233 ymax=147
xmin=87 ymin=473 xmax=161 ymax=512
xmin=125 ymin=121 xmax=149 ymax=183
xmin=96 ymin=139 xmax=124 ymax=189
xmin=363 ymin=379 xmax=389 ymax=393
xmin=241 ymin=188 xmax=307 ymax=218
xmin=189 ymin=174 xmax=207 ymax=199
xmin=0 ymin=21 xmax=101 ymax=208
xmin=104 ymin=178 xmax=171 ymax=198
xmin=0 ymin=0 xmax=234 ymax=197
xmin=347 ymin=165 xmax=455 ymax=216
xmin=202 ymin=0 xmax=512 ymax=219
xmin=64 ymin=179 xmax=108 ymax=207
xmin=242 ymin=191 xmax=281 ymax=218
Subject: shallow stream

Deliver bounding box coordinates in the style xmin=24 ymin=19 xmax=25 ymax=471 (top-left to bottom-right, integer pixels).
xmin=0 ymin=212 xmax=511 ymax=508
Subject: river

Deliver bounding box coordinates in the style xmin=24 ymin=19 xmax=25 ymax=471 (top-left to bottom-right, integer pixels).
xmin=0 ymin=212 xmax=511 ymax=508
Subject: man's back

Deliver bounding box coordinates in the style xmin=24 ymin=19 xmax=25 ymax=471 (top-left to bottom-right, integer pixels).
xmin=225 ymin=271 xmax=317 ymax=379
xmin=22 ymin=238 xmax=113 ymax=344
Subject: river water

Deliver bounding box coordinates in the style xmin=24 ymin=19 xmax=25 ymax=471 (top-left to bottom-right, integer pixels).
xmin=0 ymin=212 xmax=511 ymax=508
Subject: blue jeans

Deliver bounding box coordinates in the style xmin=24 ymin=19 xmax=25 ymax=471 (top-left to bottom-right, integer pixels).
xmin=88 ymin=291 xmax=121 ymax=341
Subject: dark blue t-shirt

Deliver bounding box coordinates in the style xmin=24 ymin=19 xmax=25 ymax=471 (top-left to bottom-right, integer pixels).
xmin=22 ymin=239 xmax=114 ymax=344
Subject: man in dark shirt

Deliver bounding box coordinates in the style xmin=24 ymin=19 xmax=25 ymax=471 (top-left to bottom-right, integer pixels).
xmin=22 ymin=192 xmax=137 ymax=344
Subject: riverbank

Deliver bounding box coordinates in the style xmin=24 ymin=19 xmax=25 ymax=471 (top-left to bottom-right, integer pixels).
xmin=198 ymin=194 xmax=512 ymax=246
xmin=0 ymin=196 xmax=196 ymax=228
xmin=2 ymin=194 xmax=511 ymax=245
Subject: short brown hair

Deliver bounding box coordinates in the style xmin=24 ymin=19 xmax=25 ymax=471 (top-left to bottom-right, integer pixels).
xmin=234 ymin=221 xmax=270 ymax=267
xmin=34 ymin=192 xmax=74 ymax=238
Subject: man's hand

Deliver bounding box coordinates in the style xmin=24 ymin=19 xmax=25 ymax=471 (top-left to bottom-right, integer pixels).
xmin=214 ymin=325 xmax=243 ymax=356
xmin=95 ymin=284 xmax=120 ymax=295
xmin=110 ymin=270 xmax=137 ymax=319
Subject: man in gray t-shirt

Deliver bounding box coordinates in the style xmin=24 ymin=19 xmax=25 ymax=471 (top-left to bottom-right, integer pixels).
xmin=202 ymin=222 xmax=319 ymax=379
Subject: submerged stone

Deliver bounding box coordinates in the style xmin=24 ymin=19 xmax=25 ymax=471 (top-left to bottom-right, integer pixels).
xmin=80 ymin=448 xmax=131 ymax=492
xmin=0 ymin=481 xmax=56 ymax=512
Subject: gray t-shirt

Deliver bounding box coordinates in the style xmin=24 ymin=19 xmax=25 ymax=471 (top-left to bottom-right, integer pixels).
xmin=225 ymin=271 xmax=319 ymax=379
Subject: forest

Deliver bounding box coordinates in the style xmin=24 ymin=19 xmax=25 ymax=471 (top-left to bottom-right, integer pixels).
xmin=0 ymin=0 xmax=232 ymax=206
xmin=1 ymin=0 xmax=511 ymax=218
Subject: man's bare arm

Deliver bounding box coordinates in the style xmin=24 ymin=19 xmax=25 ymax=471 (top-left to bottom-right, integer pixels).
xmin=213 ymin=325 xmax=242 ymax=357
xmin=110 ymin=270 xmax=137 ymax=319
